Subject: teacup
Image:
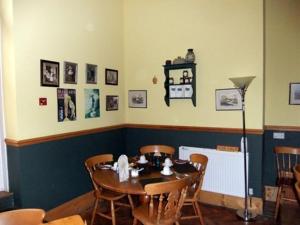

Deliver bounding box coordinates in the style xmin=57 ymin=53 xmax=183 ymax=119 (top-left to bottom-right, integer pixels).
xmin=164 ymin=158 xmax=172 ymax=167
xmin=139 ymin=155 xmax=147 ymax=163
xmin=163 ymin=166 xmax=171 ymax=175
xmin=112 ymin=162 xmax=118 ymax=171
xmin=131 ymin=169 xmax=139 ymax=177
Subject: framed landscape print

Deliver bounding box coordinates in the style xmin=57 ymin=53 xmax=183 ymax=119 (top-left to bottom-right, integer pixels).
xmin=289 ymin=83 xmax=300 ymax=105
xmin=105 ymin=68 xmax=118 ymax=85
xmin=64 ymin=61 xmax=78 ymax=84
xmin=84 ymin=89 xmax=100 ymax=118
xmin=128 ymin=90 xmax=147 ymax=108
xmin=40 ymin=59 xmax=59 ymax=87
xmin=106 ymin=95 xmax=119 ymax=111
xmin=215 ymin=88 xmax=242 ymax=111
xmin=86 ymin=64 xmax=97 ymax=84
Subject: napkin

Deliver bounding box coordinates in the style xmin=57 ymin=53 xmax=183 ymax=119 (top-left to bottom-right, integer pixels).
xmin=118 ymin=154 xmax=129 ymax=182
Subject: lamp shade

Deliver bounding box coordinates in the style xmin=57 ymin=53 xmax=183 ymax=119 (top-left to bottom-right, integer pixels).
xmin=229 ymin=76 xmax=255 ymax=90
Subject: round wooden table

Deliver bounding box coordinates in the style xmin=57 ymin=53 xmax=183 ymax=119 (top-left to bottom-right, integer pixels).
xmin=93 ymin=164 xmax=198 ymax=204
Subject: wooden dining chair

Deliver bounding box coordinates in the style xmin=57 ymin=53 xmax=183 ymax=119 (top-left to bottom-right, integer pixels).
xmin=274 ymin=146 xmax=300 ymax=219
xmin=85 ymin=154 xmax=133 ymax=225
xmin=181 ymin=153 xmax=208 ymax=225
xmin=132 ymin=178 xmax=188 ymax=225
xmin=295 ymin=182 xmax=300 ymax=201
xmin=140 ymin=145 xmax=175 ymax=159
xmin=39 ymin=215 xmax=85 ymax=225
xmin=293 ymin=164 xmax=300 ymax=182
xmin=0 ymin=208 xmax=45 ymax=225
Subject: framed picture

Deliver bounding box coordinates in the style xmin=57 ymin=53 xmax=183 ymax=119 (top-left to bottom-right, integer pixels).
xmin=40 ymin=59 xmax=59 ymax=87
xmin=105 ymin=68 xmax=118 ymax=85
xmin=86 ymin=64 xmax=97 ymax=84
xmin=106 ymin=95 xmax=119 ymax=111
xmin=289 ymin=83 xmax=300 ymax=105
xmin=215 ymin=88 xmax=242 ymax=111
xmin=128 ymin=90 xmax=147 ymax=108
xmin=64 ymin=61 xmax=78 ymax=84
xmin=84 ymin=89 xmax=100 ymax=118
xmin=57 ymin=88 xmax=76 ymax=122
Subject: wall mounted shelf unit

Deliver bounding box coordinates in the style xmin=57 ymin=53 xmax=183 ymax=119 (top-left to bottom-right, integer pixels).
xmin=163 ymin=62 xmax=196 ymax=107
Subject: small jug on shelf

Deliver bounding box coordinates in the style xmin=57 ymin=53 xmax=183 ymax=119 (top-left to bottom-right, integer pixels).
xmin=185 ymin=48 xmax=195 ymax=63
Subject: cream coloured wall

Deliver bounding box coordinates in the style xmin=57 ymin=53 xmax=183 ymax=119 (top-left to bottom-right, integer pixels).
xmin=123 ymin=0 xmax=264 ymax=129
xmin=3 ymin=0 xmax=125 ymax=139
xmin=265 ymin=0 xmax=300 ymax=126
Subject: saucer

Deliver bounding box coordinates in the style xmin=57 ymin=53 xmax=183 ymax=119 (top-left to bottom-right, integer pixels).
xmin=160 ymin=170 xmax=173 ymax=176
xmin=137 ymin=160 xmax=148 ymax=164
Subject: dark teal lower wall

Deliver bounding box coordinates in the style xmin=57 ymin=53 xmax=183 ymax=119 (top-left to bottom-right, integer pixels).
xmin=124 ymin=128 xmax=264 ymax=197
xmin=7 ymin=127 xmax=264 ymax=210
xmin=263 ymin=130 xmax=300 ymax=187
xmin=7 ymin=129 xmax=126 ymax=210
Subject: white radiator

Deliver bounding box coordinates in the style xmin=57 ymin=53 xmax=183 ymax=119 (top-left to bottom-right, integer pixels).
xmin=179 ymin=146 xmax=248 ymax=197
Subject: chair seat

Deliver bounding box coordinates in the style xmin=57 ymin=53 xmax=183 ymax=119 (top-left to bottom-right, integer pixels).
xmin=132 ymin=203 xmax=177 ymax=225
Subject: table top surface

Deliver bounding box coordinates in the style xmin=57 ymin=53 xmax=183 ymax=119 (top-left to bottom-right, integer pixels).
xmin=93 ymin=163 xmax=197 ymax=195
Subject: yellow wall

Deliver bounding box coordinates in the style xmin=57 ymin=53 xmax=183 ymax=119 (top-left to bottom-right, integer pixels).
xmin=124 ymin=0 xmax=264 ymax=129
xmin=2 ymin=0 xmax=125 ymax=139
xmin=265 ymin=0 xmax=300 ymax=126
xmin=1 ymin=0 xmax=265 ymax=140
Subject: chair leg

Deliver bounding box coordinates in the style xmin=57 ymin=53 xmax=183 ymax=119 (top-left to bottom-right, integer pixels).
xmin=195 ymin=201 xmax=205 ymax=225
xmin=110 ymin=200 xmax=116 ymax=225
xmin=274 ymin=186 xmax=282 ymax=219
xmin=133 ymin=217 xmax=138 ymax=225
xmin=128 ymin=194 xmax=134 ymax=209
xmin=90 ymin=198 xmax=99 ymax=225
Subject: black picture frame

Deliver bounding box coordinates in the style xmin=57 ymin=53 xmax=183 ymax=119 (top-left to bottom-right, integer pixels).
xmin=86 ymin=64 xmax=98 ymax=84
xmin=128 ymin=90 xmax=147 ymax=108
xmin=40 ymin=59 xmax=59 ymax=87
xmin=64 ymin=61 xmax=78 ymax=84
xmin=289 ymin=83 xmax=300 ymax=105
xmin=105 ymin=68 xmax=118 ymax=85
xmin=106 ymin=95 xmax=119 ymax=111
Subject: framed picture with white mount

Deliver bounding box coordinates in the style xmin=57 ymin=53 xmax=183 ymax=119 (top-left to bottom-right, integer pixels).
xmin=289 ymin=83 xmax=300 ymax=105
xmin=215 ymin=88 xmax=242 ymax=111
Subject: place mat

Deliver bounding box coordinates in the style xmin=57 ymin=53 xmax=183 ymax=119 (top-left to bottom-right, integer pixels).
xmin=173 ymin=163 xmax=198 ymax=173
xmin=139 ymin=177 xmax=165 ymax=187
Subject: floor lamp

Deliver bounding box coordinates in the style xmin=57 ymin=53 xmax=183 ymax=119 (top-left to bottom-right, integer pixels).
xmin=229 ymin=76 xmax=257 ymax=222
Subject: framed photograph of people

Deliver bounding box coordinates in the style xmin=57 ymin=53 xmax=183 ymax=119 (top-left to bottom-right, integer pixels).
xmin=86 ymin=64 xmax=97 ymax=84
xmin=215 ymin=88 xmax=242 ymax=111
xmin=106 ymin=95 xmax=119 ymax=111
xmin=64 ymin=61 xmax=78 ymax=84
xmin=105 ymin=68 xmax=118 ymax=85
xmin=289 ymin=83 xmax=300 ymax=105
xmin=128 ymin=90 xmax=147 ymax=108
xmin=40 ymin=59 xmax=59 ymax=87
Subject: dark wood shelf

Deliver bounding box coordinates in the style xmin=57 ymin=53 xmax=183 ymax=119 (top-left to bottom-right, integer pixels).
xmin=163 ymin=63 xmax=196 ymax=107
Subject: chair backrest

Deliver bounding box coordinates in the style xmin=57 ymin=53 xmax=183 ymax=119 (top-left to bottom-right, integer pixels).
xmin=294 ymin=164 xmax=300 ymax=182
xmin=140 ymin=145 xmax=175 ymax=158
xmin=190 ymin=153 xmax=208 ymax=199
xmin=84 ymin=154 xmax=113 ymax=192
xmin=39 ymin=215 xmax=85 ymax=225
xmin=144 ymin=178 xmax=188 ymax=224
xmin=274 ymin=146 xmax=300 ymax=181
xmin=295 ymin=182 xmax=300 ymax=200
xmin=0 ymin=208 xmax=45 ymax=225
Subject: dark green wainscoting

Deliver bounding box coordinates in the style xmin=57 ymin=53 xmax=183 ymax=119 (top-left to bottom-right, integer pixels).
xmin=7 ymin=129 xmax=126 ymax=210
xmin=263 ymin=130 xmax=300 ymax=186
xmin=124 ymin=128 xmax=264 ymax=197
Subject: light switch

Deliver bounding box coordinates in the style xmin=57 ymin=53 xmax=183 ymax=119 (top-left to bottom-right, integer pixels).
xmin=273 ymin=132 xmax=285 ymax=139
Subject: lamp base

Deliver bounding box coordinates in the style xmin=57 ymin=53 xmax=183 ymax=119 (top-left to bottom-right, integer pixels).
xmin=236 ymin=209 xmax=257 ymax=222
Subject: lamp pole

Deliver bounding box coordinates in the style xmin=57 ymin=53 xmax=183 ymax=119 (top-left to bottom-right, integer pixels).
xmin=229 ymin=76 xmax=256 ymax=221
